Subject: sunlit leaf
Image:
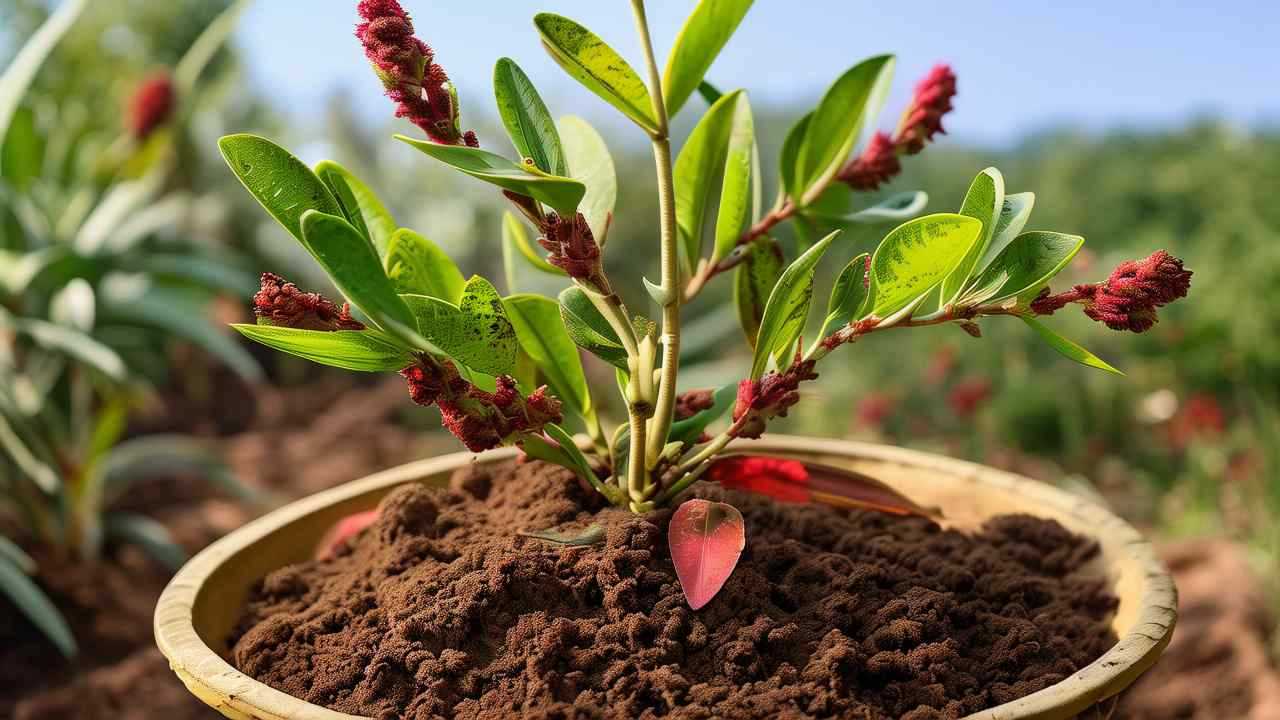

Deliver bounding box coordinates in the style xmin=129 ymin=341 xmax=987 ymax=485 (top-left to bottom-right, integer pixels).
xmin=663 ymin=0 xmax=755 ymax=117
xmin=976 ymin=231 xmax=1084 ymax=304
xmin=218 ymin=134 xmax=342 ymax=242
xmin=712 ymin=93 xmax=755 ymax=266
xmin=299 ymin=210 xmax=414 ymax=333
xmin=939 ymin=167 xmax=1005 ymax=306
xmin=675 ymin=89 xmax=748 ymax=275
xmin=796 ymin=55 xmax=895 ymax=202
xmin=778 ymin=112 xmax=811 ymax=204
xmin=233 ymin=324 xmax=413 ymax=372
xmin=809 ymin=190 xmax=929 ymax=225
xmin=314 ymin=160 xmax=398 ymax=258
xmin=395 ymin=135 xmax=584 ymax=215
xmin=494 ymin=58 xmax=566 ymax=176
xmin=384 ymin=228 xmax=466 ymax=302
xmin=974 ymin=191 xmax=1035 ymax=276
xmin=820 ymin=252 xmax=870 ymax=337
xmin=534 ymin=13 xmax=658 ymax=133
xmin=869 ymin=214 xmax=983 ymax=319
xmin=750 ymin=230 xmax=841 ymax=378
xmin=401 ymin=276 xmax=517 ymax=376
xmin=669 ymin=499 xmax=745 ymax=610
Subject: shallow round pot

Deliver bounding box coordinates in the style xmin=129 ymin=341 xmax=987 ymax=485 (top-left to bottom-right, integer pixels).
xmin=155 ymin=436 xmax=1176 ymax=720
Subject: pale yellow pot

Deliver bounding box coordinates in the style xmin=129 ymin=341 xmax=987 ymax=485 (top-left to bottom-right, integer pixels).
xmin=154 ymin=436 xmax=1176 ymax=720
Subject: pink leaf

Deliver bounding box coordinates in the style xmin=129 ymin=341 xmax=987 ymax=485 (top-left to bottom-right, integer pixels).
xmin=315 ymin=509 xmax=378 ymax=560
xmin=669 ymin=499 xmax=746 ymax=610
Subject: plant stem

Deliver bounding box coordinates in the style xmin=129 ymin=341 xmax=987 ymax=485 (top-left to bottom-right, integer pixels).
xmin=626 ymin=407 xmax=648 ymax=509
xmin=629 ymin=0 xmax=681 ymax=475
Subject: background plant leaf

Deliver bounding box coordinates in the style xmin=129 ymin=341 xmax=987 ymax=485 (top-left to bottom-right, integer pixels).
xmin=0 ymin=556 xmax=77 ymax=658
xmin=662 ymin=0 xmax=755 ymax=117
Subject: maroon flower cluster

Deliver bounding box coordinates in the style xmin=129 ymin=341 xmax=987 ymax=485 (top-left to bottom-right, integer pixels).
xmin=838 ymin=64 xmax=956 ymax=191
xmin=401 ymin=361 xmax=562 ymax=452
xmin=355 ymin=0 xmax=477 ymax=146
xmin=253 ymin=273 xmax=365 ymax=331
xmin=731 ymin=360 xmax=819 ymax=439
xmin=1032 ymin=251 xmax=1192 ymax=333
xmin=537 ymin=211 xmax=609 ymax=291
xmin=126 ymin=72 xmax=175 ymax=140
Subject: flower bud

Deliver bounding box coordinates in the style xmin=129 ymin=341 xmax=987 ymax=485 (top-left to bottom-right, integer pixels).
xmin=253 ymin=273 xmax=365 ymax=331
xmin=355 ymin=0 xmax=475 ymax=145
xmin=125 ymin=72 xmax=175 ymax=140
xmin=838 ymin=132 xmax=901 ymax=191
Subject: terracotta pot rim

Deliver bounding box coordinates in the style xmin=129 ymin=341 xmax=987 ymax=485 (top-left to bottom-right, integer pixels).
xmin=154 ymin=436 xmax=1176 ymax=720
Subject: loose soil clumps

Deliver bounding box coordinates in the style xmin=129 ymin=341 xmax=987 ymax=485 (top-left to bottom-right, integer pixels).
xmin=231 ymin=459 xmax=1117 ymax=719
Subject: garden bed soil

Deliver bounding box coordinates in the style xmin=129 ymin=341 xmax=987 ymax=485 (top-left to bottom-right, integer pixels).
xmin=230 ymin=458 xmax=1121 ymax=720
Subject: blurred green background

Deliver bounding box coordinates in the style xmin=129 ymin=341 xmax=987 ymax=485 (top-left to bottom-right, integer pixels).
xmin=1 ymin=0 xmax=1277 ymax=716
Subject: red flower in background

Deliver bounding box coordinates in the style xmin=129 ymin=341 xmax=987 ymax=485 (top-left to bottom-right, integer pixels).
xmin=126 ymin=72 xmax=175 ymax=140
xmin=947 ymin=377 xmax=992 ymax=417
xmin=1168 ymin=393 xmax=1225 ymax=449
xmin=856 ymin=392 xmax=896 ymax=427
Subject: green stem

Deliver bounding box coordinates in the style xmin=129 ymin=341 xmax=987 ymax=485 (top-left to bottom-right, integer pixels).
xmin=630 ymin=0 xmax=681 ymax=474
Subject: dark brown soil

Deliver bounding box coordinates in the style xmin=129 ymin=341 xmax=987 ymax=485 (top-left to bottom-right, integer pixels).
xmin=230 ymin=458 xmax=1119 ymax=720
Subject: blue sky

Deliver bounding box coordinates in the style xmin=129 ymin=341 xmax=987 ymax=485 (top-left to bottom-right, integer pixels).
xmin=236 ymin=1 xmax=1279 ymax=146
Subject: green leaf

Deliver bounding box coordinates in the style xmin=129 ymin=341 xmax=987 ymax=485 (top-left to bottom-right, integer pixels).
xmin=542 ymin=424 xmax=597 ymax=487
xmin=939 ymin=167 xmax=1005 ymax=306
xmin=401 ymin=277 xmax=517 ymax=377
xmin=233 ymin=324 xmax=413 ymax=372
xmin=976 ymin=231 xmax=1084 ymax=304
xmin=494 ymin=58 xmax=566 ymax=177
xmin=13 ymin=319 xmax=125 ymax=382
xmin=796 ymin=55 xmax=895 ymax=202
xmin=810 ymin=190 xmax=929 ymax=224
xmin=733 ymin=238 xmax=783 ymax=347
xmin=697 ymin=80 xmax=724 ymax=106
xmin=663 ymin=0 xmax=755 ymax=117
xmin=502 ymin=211 xmax=564 ymax=277
xmin=132 ymin=251 xmax=259 ymax=298
xmin=668 ymin=383 xmax=736 ymax=446
xmin=712 ymin=93 xmax=755 ymax=266
xmin=94 ymin=435 xmax=258 ymax=508
xmin=820 ymin=252 xmax=870 ymax=337
xmin=504 ymin=294 xmax=591 ymax=417
xmin=2 ymin=105 xmax=43 ymax=192
xmin=675 ymin=89 xmax=748 ymax=275
xmin=217 ymin=134 xmax=343 ymax=242
xmin=299 ymin=210 xmax=414 ymax=332
xmin=395 ymin=135 xmax=585 ymax=215
xmin=533 ymin=13 xmax=658 ymax=134
xmin=0 ymin=535 xmax=35 ymax=574
xmin=104 ymin=513 xmax=187 ymax=571
xmin=975 ymin=191 xmax=1035 ymax=276
xmin=0 ymin=0 xmax=86 ymax=175
xmin=557 ymin=116 xmax=616 ymax=244
xmin=869 ymin=213 xmax=984 ymax=319
xmin=101 ymin=287 xmax=263 ymax=383
xmin=750 ymin=229 xmax=841 ymax=378
xmin=559 ymin=286 xmax=627 ymax=369
xmin=314 ymin=161 xmax=398 ymax=259
xmin=384 ymin=228 xmax=466 ymax=302
xmin=0 ymin=411 xmax=59 ymax=493
xmin=778 ymin=112 xmax=811 ymax=203
xmin=1022 ymin=316 xmax=1122 ymax=375
xmin=520 ymin=427 xmax=621 ymax=505
xmin=172 ymin=0 xmax=249 ymax=95
xmin=0 ymin=556 xmax=76 ymax=658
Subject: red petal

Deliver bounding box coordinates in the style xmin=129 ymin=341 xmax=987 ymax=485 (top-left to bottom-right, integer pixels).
xmin=669 ymin=499 xmax=746 ymax=610
xmin=708 ymin=456 xmax=810 ymax=503
xmin=315 ymin=509 xmax=379 ymax=560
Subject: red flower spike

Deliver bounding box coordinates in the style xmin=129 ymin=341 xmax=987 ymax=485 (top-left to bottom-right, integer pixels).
xmin=315 ymin=509 xmax=379 ymax=560
xmin=675 ymin=389 xmax=715 ymax=421
xmin=669 ymin=499 xmax=746 ymax=611
xmin=838 ymin=132 xmax=902 ymax=191
xmin=708 ymin=456 xmax=940 ymax=519
xmin=253 ymin=273 xmax=365 ymax=331
xmin=730 ymin=361 xmax=818 ymax=439
xmin=355 ymin=0 xmax=474 ymax=145
xmin=126 ymin=72 xmax=176 ymax=140
xmin=947 ymin=376 xmax=992 ymax=417
xmin=1033 ymin=251 xmax=1192 ymax=334
xmin=537 ymin=212 xmax=608 ymax=291
xmin=895 ymin=64 xmax=956 ymax=155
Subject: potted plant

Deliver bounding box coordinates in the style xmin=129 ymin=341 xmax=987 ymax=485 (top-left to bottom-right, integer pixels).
xmin=157 ymin=1 xmax=1185 ymax=717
